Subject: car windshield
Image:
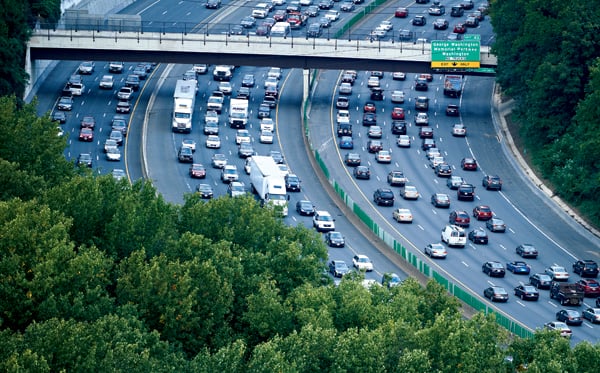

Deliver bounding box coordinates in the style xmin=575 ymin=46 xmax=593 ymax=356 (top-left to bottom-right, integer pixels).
xmin=491 ymin=263 xmax=503 ymax=268
xmin=319 ymin=215 xmax=333 ymax=221
xmin=539 ymin=274 xmax=551 ymax=281
xmin=494 ymin=288 xmax=507 ymax=294
xmin=330 ymin=232 xmax=343 ymax=239
xmin=523 ymin=286 xmax=536 ymax=292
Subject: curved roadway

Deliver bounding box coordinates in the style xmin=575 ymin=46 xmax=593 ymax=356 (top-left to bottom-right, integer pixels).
xmin=32 ymin=0 xmax=600 ymax=344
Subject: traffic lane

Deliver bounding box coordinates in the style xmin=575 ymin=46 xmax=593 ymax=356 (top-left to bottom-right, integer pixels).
xmin=462 ymin=78 xmax=600 ymax=261
xmin=57 ymin=63 xmax=135 ymax=173
xmin=337 ymin=74 xmax=584 ymax=285
xmin=344 ymin=0 xmax=495 ymax=45
xmin=314 ymin=68 xmax=600 ymax=338
xmin=298 ymin=70 xmax=411 ymax=281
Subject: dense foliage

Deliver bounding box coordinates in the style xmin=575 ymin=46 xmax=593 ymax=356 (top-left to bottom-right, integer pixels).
xmin=1 ymin=97 xmax=600 ymax=371
xmin=490 ymin=0 xmax=600 ymax=225
xmin=0 ymin=0 xmax=61 ymax=98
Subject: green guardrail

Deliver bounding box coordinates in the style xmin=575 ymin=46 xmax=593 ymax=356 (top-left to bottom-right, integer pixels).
xmin=334 ymin=0 xmax=390 ymax=39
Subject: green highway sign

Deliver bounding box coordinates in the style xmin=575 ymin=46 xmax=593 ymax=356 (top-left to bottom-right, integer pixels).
xmin=431 ymin=40 xmax=481 ymax=68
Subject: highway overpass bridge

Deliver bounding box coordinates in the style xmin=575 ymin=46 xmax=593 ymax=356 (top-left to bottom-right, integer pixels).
xmin=27 ymin=28 xmax=497 ymax=94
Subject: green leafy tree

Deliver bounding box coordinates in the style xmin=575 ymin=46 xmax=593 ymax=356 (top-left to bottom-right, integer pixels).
xmin=0 ymin=96 xmax=73 ymax=189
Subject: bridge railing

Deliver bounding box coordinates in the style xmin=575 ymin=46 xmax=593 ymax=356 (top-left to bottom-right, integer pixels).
xmin=36 ymin=17 xmax=491 ymax=46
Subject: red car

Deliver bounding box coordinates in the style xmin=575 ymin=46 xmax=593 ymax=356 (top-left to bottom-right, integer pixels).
xmin=80 ymin=115 xmax=96 ymax=129
xmin=78 ymin=127 xmax=94 ymax=142
xmin=363 ymin=101 xmax=376 ymax=113
xmin=473 ymin=205 xmax=493 ymax=221
xmin=273 ymin=10 xmax=287 ymax=22
xmin=454 ymin=23 xmax=466 ymax=34
xmin=461 ymin=157 xmax=478 ymax=170
xmin=391 ymin=107 xmax=405 ymax=120
xmin=576 ymin=279 xmax=600 ymax=297
xmin=189 ymin=163 xmax=207 ymax=178
xmin=395 ymin=7 xmax=408 ymax=18
xmin=449 ymin=210 xmax=470 ymax=227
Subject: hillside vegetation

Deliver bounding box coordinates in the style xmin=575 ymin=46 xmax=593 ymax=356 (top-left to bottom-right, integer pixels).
xmin=491 ymin=0 xmax=600 ymax=226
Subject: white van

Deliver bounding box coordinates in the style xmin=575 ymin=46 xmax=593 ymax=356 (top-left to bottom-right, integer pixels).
xmin=441 ymin=225 xmax=466 ymax=247
xmin=270 ymin=22 xmax=290 ymax=38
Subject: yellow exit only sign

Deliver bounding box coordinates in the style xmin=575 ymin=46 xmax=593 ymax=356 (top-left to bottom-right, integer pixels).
xmin=431 ymin=61 xmax=481 ymax=68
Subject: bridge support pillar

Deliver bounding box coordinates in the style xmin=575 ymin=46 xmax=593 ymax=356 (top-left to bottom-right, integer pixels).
xmin=303 ymin=69 xmax=310 ymax=102
xmin=24 ymin=45 xmax=34 ymax=100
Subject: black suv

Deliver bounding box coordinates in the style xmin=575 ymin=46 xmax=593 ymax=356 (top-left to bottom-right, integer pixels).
xmin=457 ymin=184 xmax=475 ymax=201
xmin=573 ymin=260 xmax=599 ymax=278
xmin=285 ymin=174 xmax=302 ymax=192
xmin=370 ymin=87 xmax=384 ymax=101
xmin=391 ymin=120 xmax=407 ymax=135
xmin=373 ymin=188 xmax=395 ymax=206
xmin=450 ymin=6 xmax=464 ymax=17
xmin=412 ymin=15 xmax=426 ymax=26
xmin=337 ymin=123 xmax=352 ymax=137
xmin=415 ymin=78 xmax=428 ymax=91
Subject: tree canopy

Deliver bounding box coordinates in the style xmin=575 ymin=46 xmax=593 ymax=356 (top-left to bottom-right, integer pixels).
xmin=491 ymin=0 xmax=600 ymax=225
xmin=0 ymin=96 xmax=599 ymax=371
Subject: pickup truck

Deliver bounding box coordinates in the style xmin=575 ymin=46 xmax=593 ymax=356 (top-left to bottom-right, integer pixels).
xmin=550 ymin=282 xmax=585 ymax=306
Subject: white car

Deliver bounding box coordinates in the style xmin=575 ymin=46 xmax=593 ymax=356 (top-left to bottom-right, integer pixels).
xmin=391 ymin=90 xmax=405 ymax=103
xmin=424 ymin=243 xmax=448 ymax=259
xmin=299 ymin=0 xmax=312 ymax=5
xmin=545 ymin=265 xmax=570 ymax=281
xmin=218 ymin=81 xmax=232 ymax=95
xmin=205 ymin=110 xmax=219 ymax=124
xmin=376 ymin=150 xmax=392 ymax=163
xmin=336 ymin=109 xmax=350 ymax=124
xmin=99 ymin=75 xmax=114 ymax=89
xmin=397 ymin=135 xmax=411 ymax=147
xmin=182 ymin=139 xmax=196 ymax=152
xmin=401 ymin=185 xmax=420 ymax=200
xmin=325 ymin=10 xmax=339 ymax=21
xmin=105 ymin=146 xmax=121 ymax=161
xmin=260 ymin=118 xmax=275 ymax=131
xmin=235 ymin=129 xmax=251 ymax=144
xmin=206 ymin=135 xmax=221 ymax=148
xmin=371 ymin=28 xmax=386 ymax=37
xmin=339 ymin=82 xmax=353 ymax=95
xmin=393 ymin=208 xmax=413 ymax=223
xmin=264 ymin=77 xmax=279 ymax=89
xmin=452 ymin=123 xmax=467 ymax=136
xmin=430 ymin=156 xmax=446 ymax=169
xmin=221 ymin=165 xmax=239 ymax=183
xmin=544 ymin=321 xmax=572 ymax=338
xmin=268 ymin=67 xmax=282 ymax=80
xmin=352 ymin=254 xmax=374 ymax=272
xmin=211 ymin=153 xmax=227 ymax=168
xmin=78 ymin=61 xmax=95 ymax=74
xmin=392 ymin=71 xmax=406 ymax=80
xmin=426 ymin=147 xmax=441 ymax=160
xmin=367 ymin=76 xmax=380 ymax=88
xmin=313 ymin=210 xmax=335 ymax=232
xmin=260 ymin=130 xmax=274 ymax=144
xmin=415 ymin=112 xmax=429 ymax=125
xmin=379 ymin=21 xmax=393 ymax=31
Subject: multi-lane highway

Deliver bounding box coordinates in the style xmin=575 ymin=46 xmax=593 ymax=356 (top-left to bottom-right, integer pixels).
xmin=33 ymin=0 xmax=600 ymax=344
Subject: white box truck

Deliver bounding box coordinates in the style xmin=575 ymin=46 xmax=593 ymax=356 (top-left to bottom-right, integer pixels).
xmin=172 ymin=79 xmax=197 ymax=133
xmin=250 ymin=156 xmax=289 ymax=216
xmin=229 ymin=98 xmax=249 ymax=129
